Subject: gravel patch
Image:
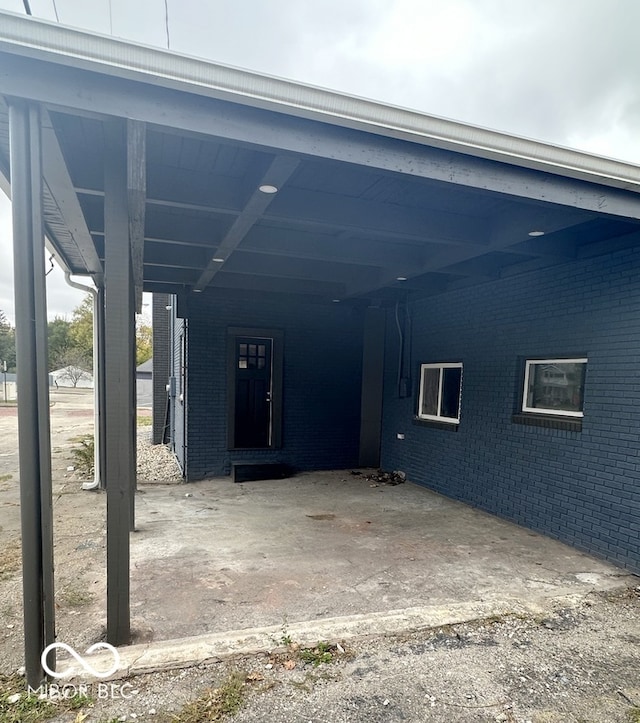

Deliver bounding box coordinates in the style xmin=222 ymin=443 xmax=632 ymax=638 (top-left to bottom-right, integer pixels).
xmin=31 ymin=587 xmax=640 ymax=723
xmin=137 ymin=429 xmax=183 ymax=483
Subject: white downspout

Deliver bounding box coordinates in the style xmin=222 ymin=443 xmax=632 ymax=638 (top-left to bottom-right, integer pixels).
xmin=63 ymin=272 xmax=100 ymax=490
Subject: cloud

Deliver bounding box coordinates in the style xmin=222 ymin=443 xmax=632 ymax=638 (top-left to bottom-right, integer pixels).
xmin=0 ymin=193 xmax=85 ymax=325
xmin=0 ymin=193 xmax=14 ymax=323
xmin=244 ymin=0 xmax=640 ymax=161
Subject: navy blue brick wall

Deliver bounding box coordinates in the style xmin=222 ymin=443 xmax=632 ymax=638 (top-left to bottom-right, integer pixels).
xmin=185 ymin=292 xmax=363 ymax=479
xmin=381 ymin=246 xmax=640 ymax=572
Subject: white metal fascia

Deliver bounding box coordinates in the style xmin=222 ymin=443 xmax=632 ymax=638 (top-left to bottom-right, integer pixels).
xmin=0 ymin=10 xmax=639 ymax=194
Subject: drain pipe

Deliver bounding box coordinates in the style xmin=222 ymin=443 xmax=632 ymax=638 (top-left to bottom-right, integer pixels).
xmin=63 ymin=273 xmax=102 ymax=490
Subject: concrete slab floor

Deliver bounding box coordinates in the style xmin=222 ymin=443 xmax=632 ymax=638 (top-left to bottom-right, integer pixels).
xmin=129 ymin=470 xmax=632 ymax=650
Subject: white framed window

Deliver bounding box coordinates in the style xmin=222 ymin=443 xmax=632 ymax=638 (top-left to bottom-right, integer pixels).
xmin=522 ymin=358 xmax=587 ymax=417
xmin=417 ymin=362 xmax=463 ymax=424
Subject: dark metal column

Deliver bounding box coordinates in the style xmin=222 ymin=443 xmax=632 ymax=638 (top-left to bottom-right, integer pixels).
xmin=104 ymin=118 xmax=133 ymax=646
xmin=96 ymin=285 xmax=107 ymax=489
xmin=129 ymin=276 xmax=136 ymax=532
xmin=9 ymin=101 xmax=56 ymax=687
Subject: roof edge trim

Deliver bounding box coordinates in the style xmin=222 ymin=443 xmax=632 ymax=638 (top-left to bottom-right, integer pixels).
xmin=0 ymin=10 xmax=639 ymax=193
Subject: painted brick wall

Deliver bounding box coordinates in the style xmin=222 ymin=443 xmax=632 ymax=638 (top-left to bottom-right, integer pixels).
xmin=381 ymin=246 xmax=640 ymax=572
xmin=184 ymin=291 xmax=364 ymax=479
xmin=170 ymin=315 xmax=187 ymax=473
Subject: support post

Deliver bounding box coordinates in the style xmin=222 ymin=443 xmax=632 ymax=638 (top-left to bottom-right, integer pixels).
xmin=96 ymin=285 xmax=107 ymax=489
xmin=104 ymin=118 xmax=133 ymax=646
xmin=9 ymin=101 xmax=56 ymax=687
xmin=358 ymin=306 xmax=386 ymax=468
xmin=129 ymin=276 xmax=136 ymax=532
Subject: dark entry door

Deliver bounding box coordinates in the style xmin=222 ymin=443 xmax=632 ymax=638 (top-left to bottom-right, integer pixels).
xmin=234 ymin=337 xmax=273 ymax=448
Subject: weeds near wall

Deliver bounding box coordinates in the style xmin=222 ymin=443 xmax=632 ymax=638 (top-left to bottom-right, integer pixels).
xmin=71 ymin=435 xmax=94 ymax=477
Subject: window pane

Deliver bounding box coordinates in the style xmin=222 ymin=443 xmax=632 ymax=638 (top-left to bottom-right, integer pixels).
xmin=239 ymin=344 xmax=247 ymax=355
xmin=441 ymin=367 xmax=462 ymax=419
xmin=420 ymin=368 xmax=439 ymax=417
xmin=528 ymin=362 xmax=585 ymax=412
xmin=238 ymin=358 xmax=247 ymax=369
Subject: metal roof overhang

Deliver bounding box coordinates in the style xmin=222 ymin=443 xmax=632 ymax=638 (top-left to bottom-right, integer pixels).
xmin=1 ymin=10 xmax=640 ymax=308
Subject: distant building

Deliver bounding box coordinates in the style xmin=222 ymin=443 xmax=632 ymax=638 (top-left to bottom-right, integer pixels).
xmin=136 ymin=358 xmax=153 ymax=408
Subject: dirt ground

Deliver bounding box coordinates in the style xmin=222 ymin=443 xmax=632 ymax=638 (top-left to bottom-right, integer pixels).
xmin=0 ymin=390 xmax=639 ymax=722
xmin=0 ymin=389 xmax=158 ymax=674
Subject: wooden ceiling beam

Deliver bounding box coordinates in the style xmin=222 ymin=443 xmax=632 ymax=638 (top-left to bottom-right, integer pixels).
xmin=127 ymin=119 xmax=146 ymax=312
xmin=193 ymin=155 xmax=299 ymax=291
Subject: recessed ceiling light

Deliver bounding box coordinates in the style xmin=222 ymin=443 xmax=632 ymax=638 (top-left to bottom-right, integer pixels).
xmin=528 ymin=230 xmax=545 ymax=237
xmin=212 ymin=257 xmax=225 ymax=263
xmin=259 ymin=184 xmax=278 ymax=194
xmin=332 ymin=299 xmax=341 ymax=303
xmin=396 ymin=276 xmax=408 ymax=281
xmin=193 ymin=288 xmax=202 ymax=293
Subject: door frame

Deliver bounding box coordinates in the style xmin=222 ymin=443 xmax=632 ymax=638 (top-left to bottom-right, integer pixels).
xmin=226 ymin=326 xmax=284 ymax=450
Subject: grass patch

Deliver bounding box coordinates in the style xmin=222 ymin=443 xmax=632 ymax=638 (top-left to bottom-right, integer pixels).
xmin=0 ymin=474 xmax=12 ymax=483
xmin=0 ymin=542 xmax=21 ymax=580
xmin=266 ymin=638 xmax=348 ymax=672
xmin=70 ymin=435 xmax=94 ymax=477
xmin=172 ymin=671 xmax=249 ymax=722
xmin=627 ymin=708 xmax=640 ymax=723
xmin=137 ymin=415 xmax=152 ymax=427
xmin=300 ymin=641 xmax=336 ymax=667
xmin=58 ymin=584 xmax=94 ymax=608
xmin=0 ymin=674 xmax=93 ymax=723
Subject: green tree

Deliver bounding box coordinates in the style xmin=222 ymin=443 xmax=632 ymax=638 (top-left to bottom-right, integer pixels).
xmin=69 ymin=294 xmax=93 ymax=368
xmin=0 ymin=310 xmax=16 ymax=372
xmin=65 ymin=294 xmax=153 ymax=369
xmin=136 ymin=320 xmax=153 ymax=366
xmin=48 ymin=316 xmax=73 ymax=371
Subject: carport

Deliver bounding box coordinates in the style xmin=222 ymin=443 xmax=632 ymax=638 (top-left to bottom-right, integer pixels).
xmin=1 ymin=11 xmax=639 ymax=686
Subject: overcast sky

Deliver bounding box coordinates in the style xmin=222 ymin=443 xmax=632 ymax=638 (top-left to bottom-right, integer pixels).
xmin=1 ymin=0 xmax=639 ymax=323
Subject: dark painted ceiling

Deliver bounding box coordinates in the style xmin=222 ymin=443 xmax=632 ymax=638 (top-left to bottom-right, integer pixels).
xmin=41 ymin=109 xmax=640 ymax=306
xmin=1 ymin=82 xmax=639 ymax=308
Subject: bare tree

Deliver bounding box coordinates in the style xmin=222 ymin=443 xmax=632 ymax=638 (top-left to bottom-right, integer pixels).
xmin=54 ymin=349 xmax=92 ymax=388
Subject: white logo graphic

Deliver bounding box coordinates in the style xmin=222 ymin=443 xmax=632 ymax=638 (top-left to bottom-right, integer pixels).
xmin=41 ymin=642 xmax=121 ymax=679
